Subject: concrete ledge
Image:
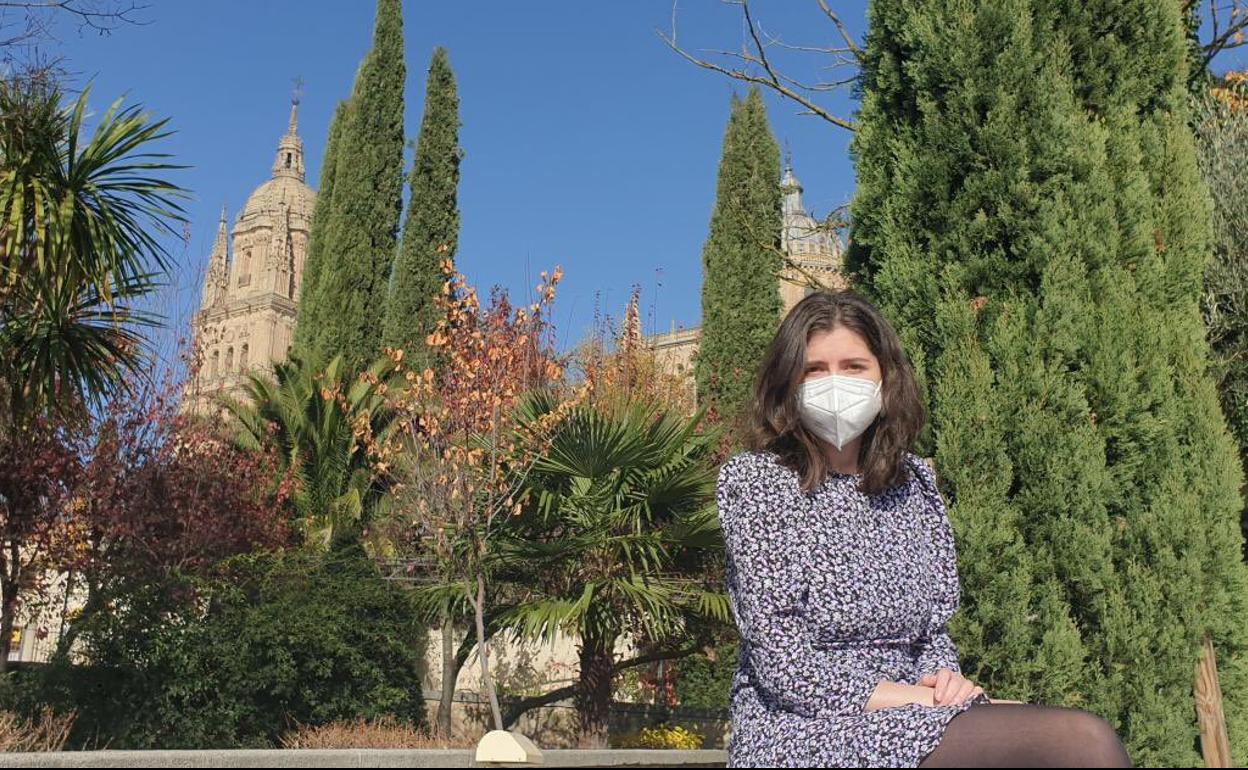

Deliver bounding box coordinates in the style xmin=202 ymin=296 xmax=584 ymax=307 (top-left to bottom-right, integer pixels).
xmin=0 ymin=749 xmax=728 ymax=768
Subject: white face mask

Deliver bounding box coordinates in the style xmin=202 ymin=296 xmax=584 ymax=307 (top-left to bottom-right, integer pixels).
xmin=798 ymin=374 xmax=883 ymax=451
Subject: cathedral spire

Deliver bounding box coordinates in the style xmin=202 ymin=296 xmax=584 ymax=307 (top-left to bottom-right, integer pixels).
xmin=215 ymin=204 xmax=229 ymax=246
xmin=621 ymin=286 xmax=642 ymax=354
xmin=201 ymin=204 xmax=230 ymax=308
xmin=272 ymin=94 xmax=306 ymax=182
xmin=781 ymin=163 xmax=804 ymax=219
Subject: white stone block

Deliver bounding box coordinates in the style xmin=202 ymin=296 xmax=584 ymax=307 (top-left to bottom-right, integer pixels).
xmin=474 ymin=730 xmax=544 ymax=765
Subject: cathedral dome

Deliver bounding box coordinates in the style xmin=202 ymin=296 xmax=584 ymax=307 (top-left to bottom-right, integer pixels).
xmin=240 ymin=175 xmax=315 ymax=224
xmin=781 ymin=165 xmax=842 ymax=262
xmin=239 ymin=102 xmax=315 ymax=226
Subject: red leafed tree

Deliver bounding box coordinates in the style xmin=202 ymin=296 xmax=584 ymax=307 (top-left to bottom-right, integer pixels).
xmin=0 ymin=419 xmax=80 ymax=672
xmin=52 ymin=374 xmax=292 ymax=659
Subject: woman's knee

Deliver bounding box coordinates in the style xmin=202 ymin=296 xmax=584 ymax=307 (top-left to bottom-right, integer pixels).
xmin=1066 ymin=710 xmax=1130 ymax=765
xmin=1068 ymin=710 xmax=1116 ymax=742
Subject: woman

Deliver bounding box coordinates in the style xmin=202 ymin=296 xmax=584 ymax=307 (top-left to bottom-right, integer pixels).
xmin=718 ymin=291 xmax=1132 ymax=768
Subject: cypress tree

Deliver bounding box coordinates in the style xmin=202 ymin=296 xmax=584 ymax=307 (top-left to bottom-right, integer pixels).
xmin=382 ymin=46 xmax=460 ymax=366
xmin=292 ymin=99 xmax=349 ymax=362
xmin=305 ymin=0 xmax=406 ymax=371
xmin=1197 ymin=79 xmax=1248 ymax=555
xmin=1198 ymin=87 xmax=1248 ymax=753
xmin=695 ymin=88 xmax=782 ymax=426
xmin=850 ymin=0 xmax=1248 ymax=764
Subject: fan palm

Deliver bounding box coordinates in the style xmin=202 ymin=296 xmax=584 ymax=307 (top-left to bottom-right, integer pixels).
xmin=0 ymin=78 xmax=187 ymax=423
xmin=494 ymin=390 xmax=729 ymax=747
xmin=227 ymin=354 xmax=400 ymax=550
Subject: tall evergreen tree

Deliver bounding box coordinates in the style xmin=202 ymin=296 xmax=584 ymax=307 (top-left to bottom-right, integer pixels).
xmin=850 ymin=0 xmax=1248 ymax=764
xmin=1197 ymin=79 xmax=1248 ymax=546
xmin=1196 ymin=75 xmax=1248 ymax=758
xmin=302 ymin=0 xmax=406 ymax=371
xmin=695 ymin=88 xmax=782 ymax=426
xmin=382 ymin=46 xmax=461 ymax=366
xmin=291 ymin=99 xmax=349 ymax=363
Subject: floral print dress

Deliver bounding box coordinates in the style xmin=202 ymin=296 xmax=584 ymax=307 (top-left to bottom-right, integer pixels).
xmin=717 ymin=451 xmax=989 ymax=768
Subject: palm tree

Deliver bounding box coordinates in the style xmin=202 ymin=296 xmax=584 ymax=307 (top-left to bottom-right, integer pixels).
xmin=227 ymin=354 xmax=400 ymax=550
xmin=0 ymin=77 xmax=187 ymax=423
xmin=494 ymin=391 xmax=730 ymax=747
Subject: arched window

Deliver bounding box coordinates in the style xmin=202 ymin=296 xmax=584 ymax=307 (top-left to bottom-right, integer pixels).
xmin=238 ymin=249 xmax=252 ymax=286
xmin=225 ymin=347 xmax=234 ymax=373
xmin=210 ymin=350 xmax=219 ymax=379
xmin=285 ymin=152 xmax=292 ymax=168
xmin=239 ymin=343 xmax=249 ymax=373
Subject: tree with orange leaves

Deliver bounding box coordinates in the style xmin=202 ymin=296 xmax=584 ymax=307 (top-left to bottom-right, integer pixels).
xmin=378 ymin=261 xmax=578 ymax=734
xmin=451 ymin=288 xmax=729 ymax=747
xmin=572 ymin=285 xmax=697 ymax=418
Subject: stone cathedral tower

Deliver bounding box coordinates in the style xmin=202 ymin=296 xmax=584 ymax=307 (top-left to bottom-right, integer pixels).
xmin=186 ymin=100 xmax=316 ymax=411
xmin=777 ymin=163 xmax=846 ymax=308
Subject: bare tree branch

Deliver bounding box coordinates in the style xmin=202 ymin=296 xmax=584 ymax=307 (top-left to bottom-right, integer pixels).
xmin=1184 ymin=0 xmax=1248 ymax=71
xmin=1 ymin=0 xmax=148 ymax=82
xmin=659 ymin=0 xmax=859 ymax=133
xmin=666 ymin=0 xmax=1248 ymax=135
xmin=818 ymin=0 xmax=861 ymax=56
xmin=0 ymin=1 xmax=148 ymax=37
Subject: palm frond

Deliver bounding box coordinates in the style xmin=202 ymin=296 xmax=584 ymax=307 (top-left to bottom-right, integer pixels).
xmin=0 ymin=80 xmax=188 ymax=421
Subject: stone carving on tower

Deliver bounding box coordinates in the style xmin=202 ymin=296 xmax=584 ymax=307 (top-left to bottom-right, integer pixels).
xmin=185 ymin=97 xmax=316 ymax=413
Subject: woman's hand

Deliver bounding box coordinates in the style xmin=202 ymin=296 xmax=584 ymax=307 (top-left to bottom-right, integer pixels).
xmin=919 ymin=669 xmax=984 ymax=707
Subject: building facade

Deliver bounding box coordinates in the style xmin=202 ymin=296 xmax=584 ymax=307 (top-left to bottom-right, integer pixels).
xmin=185 ymin=101 xmax=316 ymax=411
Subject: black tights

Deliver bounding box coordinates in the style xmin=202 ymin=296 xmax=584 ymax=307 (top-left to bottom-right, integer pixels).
xmin=918 ymin=703 xmax=1132 ymax=768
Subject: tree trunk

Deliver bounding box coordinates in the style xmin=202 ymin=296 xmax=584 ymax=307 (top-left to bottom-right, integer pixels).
xmin=0 ymin=571 xmax=18 ymax=675
xmin=53 ymin=570 xmax=99 ymax=661
xmin=437 ymin=615 xmax=459 ymax=736
xmin=475 ymin=573 xmax=504 ymax=731
xmin=575 ymin=631 xmax=616 ymax=748
xmin=1195 ymin=633 xmax=1231 ymax=768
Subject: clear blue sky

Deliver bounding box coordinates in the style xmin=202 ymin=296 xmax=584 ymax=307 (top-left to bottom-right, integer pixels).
xmin=57 ymin=0 xmax=864 ymax=358
xmin=54 ymin=1 xmax=1246 ymax=361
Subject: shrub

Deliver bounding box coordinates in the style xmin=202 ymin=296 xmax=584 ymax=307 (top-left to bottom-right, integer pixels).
xmin=613 ymin=723 xmax=704 ymax=750
xmin=19 ymin=548 xmax=428 ymax=749
xmin=672 ymin=642 xmax=737 ymax=711
xmin=280 ymin=717 xmax=472 ymax=750
xmin=0 ymin=708 xmax=74 ymax=752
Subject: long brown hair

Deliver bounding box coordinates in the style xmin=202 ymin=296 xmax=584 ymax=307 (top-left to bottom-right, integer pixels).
xmin=749 ymin=291 xmax=925 ymax=495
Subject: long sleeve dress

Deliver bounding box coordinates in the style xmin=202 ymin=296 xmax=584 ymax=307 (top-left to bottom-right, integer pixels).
xmin=717 ymin=450 xmax=989 ymax=768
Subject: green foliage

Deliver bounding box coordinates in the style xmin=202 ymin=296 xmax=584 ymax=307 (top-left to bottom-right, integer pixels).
xmin=226 ymin=354 xmax=400 ymax=550
xmin=500 ymin=392 xmax=728 ymax=648
xmin=0 ymin=78 xmax=187 ymax=422
xmin=292 ymin=99 xmax=349 ymax=364
xmin=9 ymin=549 xmax=427 ymax=750
xmin=850 ymin=0 xmax=1248 ymax=764
xmin=487 ymin=390 xmax=727 ymax=742
xmin=695 ymin=88 xmax=783 ymax=429
xmin=672 ymin=642 xmax=736 ymax=710
xmin=1196 ymin=80 xmax=1248 ymax=502
xmin=298 ymin=0 xmax=406 ymax=370
xmin=383 ymin=47 xmax=461 ymax=367
xmin=1196 ymin=75 xmax=1248 ymax=762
